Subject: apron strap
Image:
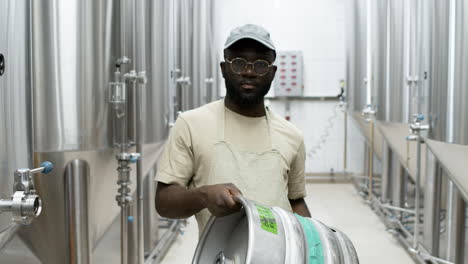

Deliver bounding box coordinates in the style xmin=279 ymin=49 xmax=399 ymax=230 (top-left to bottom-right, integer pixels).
xmin=218 ymin=100 xmax=274 ymax=148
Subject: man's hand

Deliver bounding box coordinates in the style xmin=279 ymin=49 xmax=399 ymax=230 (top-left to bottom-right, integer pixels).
xmin=199 ymin=183 xmax=243 ymax=217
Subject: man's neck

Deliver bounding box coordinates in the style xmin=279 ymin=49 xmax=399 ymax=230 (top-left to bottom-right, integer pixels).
xmin=224 ymin=97 xmax=266 ymax=117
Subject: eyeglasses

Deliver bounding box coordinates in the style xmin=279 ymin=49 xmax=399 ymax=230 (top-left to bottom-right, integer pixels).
xmin=225 ymin=57 xmax=274 ymax=76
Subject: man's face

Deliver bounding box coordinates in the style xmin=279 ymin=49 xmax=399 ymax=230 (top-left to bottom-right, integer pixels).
xmin=221 ymin=41 xmax=277 ymax=106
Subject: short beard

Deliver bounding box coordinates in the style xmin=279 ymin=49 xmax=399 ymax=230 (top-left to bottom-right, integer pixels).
xmin=225 ymin=82 xmax=270 ymax=106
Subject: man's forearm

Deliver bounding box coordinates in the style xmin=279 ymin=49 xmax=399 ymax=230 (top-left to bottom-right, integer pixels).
xmin=155 ymin=182 xmax=206 ymax=218
xmin=290 ymin=198 xmax=311 ymax=217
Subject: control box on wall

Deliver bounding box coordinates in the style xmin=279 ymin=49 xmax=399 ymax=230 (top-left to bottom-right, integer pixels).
xmin=273 ymin=51 xmax=304 ymax=97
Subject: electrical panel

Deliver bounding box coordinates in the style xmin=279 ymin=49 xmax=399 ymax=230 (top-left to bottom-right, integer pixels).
xmin=273 ymin=51 xmax=304 ymax=97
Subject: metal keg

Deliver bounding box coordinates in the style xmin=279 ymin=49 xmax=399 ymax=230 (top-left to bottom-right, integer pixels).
xmin=192 ymin=196 xmax=359 ymax=264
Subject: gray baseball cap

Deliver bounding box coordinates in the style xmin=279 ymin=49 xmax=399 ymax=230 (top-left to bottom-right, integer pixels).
xmin=224 ymin=24 xmax=276 ymax=51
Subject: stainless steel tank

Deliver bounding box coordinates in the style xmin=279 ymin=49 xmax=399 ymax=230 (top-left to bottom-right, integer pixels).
xmin=386 ymin=0 xmax=409 ymax=123
xmin=177 ymin=0 xmax=194 ymax=111
xmin=21 ymin=1 xmax=130 ymax=263
xmin=450 ymin=0 xmax=468 ymax=145
xmin=346 ymin=0 xmax=367 ymax=113
xmin=145 ymin=0 xmax=170 ymax=144
xmin=192 ymin=0 xmax=216 ymax=107
xmin=427 ymin=0 xmax=450 ymax=142
xmin=0 ymin=0 xmax=33 ymax=249
xmin=193 ymin=197 xmax=359 ymax=264
xmin=370 ymin=0 xmax=388 ymax=121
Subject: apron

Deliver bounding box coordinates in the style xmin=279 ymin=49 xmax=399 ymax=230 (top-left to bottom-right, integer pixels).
xmin=195 ymin=100 xmax=292 ymax=234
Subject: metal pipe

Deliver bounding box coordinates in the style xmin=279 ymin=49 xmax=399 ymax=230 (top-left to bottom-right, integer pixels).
xmin=365 ymin=0 xmax=372 ymax=106
xmin=136 ymin=73 xmax=146 ymax=264
xmin=368 ymin=120 xmax=374 ymax=200
xmin=394 ymin=230 xmax=455 ymax=264
xmin=395 ymin=216 xmax=414 ymax=239
xmin=447 ymin=0 xmax=456 ymax=143
xmin=344 ymin=110 xmax=348 ymax=172
xmin=423 ymin=150 xmax=442 ymax=254
xmin=445 ymin=180 xmax=465 ymax=262
xmin=64 ymin=160 xmax=91 ymax=264
xmin=306 ymin=174 xmax=380 ymax=181
xmin=0 ymin=200 xmax=13 ymax=212
xmin=144 ymin=220 xmax=181 ymax=264
xmin=403 ymin=0 xmax=412 ymax=123
xmin=413 ymin=133 xmax=422 ymax=249
xmin=373 ymin=195 xmax=452 ymax=264
xmin=418 ymin=252 xmax=456 ymax=264
xmin=379 ymin=202 xmax=416 ymax=215
xmin=121 ymin=207 xmax=129 ymax=264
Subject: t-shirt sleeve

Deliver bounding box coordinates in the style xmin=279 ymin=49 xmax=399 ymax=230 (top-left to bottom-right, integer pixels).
xmin=155 ymin=116 xmax=194 ymax=187
xmin=288 ymin=139 xmax=307 ymax=199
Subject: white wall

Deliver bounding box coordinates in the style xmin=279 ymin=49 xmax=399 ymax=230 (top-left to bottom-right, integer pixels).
xmin=214 ymin=0 xmax=364 ymax=173
xmin=214 ymin=0 xmax=346 ymax=96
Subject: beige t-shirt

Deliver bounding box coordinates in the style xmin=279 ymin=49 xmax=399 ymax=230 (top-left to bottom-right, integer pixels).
xmin=156 ymin=100 xmax=306 ymax=231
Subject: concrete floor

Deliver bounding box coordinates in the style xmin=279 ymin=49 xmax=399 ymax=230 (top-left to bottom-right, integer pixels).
xmin=161 ymin=183 xmax=415 ymax=264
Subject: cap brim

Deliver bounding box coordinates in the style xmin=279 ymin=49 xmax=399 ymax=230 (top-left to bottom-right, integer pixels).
xmin=224 ymin=35 xmax=275 ymax=51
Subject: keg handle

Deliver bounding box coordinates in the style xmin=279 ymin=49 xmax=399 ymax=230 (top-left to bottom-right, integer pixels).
xmin=231 ymin=194 xmax=245 ymax=210
xmin=214 ymin=252 xmax=234 ymax=264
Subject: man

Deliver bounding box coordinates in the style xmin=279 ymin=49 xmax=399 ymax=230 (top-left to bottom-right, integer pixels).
xmin=155 ymin=24 xmax=310 ymax=234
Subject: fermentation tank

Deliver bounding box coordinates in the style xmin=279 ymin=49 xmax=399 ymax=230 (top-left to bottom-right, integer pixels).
xmin=419 ymin=1 xmax=468 ymax=261
xmin=427 ymin=0 xmax=451 ymax=142
xmin=145 ymin=0 xmax=170 ymax=144
xmin=370 ymin=0 xmax=388 ymax=121
xmin=450 ymin=0 xmax=468 ymax=146
xmin=20 ymin=1 xmax=132 ymax=263
xmin=0 ymin=0 xmax=33 ymax=249
xmin=192 ymin=0 xmax=217 ymax=107
xmin=346 ymin=0 xmax=367 ymax=113
xmin=177 ymin=0 xmax=194 ymax=111
xmin=0 ymin=0 xmax=218 ymax=262
xmin=385 ymin=0 xmax=409 ymax=123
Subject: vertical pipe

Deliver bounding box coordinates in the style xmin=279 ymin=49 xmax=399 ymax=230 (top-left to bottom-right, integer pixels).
xmin=120 ymin=0 xmax=127 ymax=59
xmin=413 ymin=133 xmax=422 ymax=249
xmin=446 ymin=182 xmax=454 ymax=259
xmin=447 ymin=0 xmax=456 ymax=143
xmin=381 ymin=141 xmax=390 ymax=203
xmin=136 ymin=77 xmax=145 ymax=264
xmin=134 ymin=0 xmax=147 ymax=262
xmin=392 ymin=158 xmax=405 ymax=219
xmin=344 ymin=111 xmax=348 ymax=172
xmin=423 ymin=149 xmax=441 ymax=254
xmin=446 ymin=182 xmax=465 ymax=262
xmin=368 ymin=121 xmax=374 ymax=200
xmin=384 ymin=0 xmax=391 ymax=122
xmin=64 ymin=160 xmax=91 ymax=264
xmin=121 ymin=207 xmax=128 ymax=264
xmin=365 ymin=0 xmax=372 ymax=106
xmin=445 ymin=0 xmax=458 ymax=260
xmin=403 ymin=0 xmax=411 ymax=122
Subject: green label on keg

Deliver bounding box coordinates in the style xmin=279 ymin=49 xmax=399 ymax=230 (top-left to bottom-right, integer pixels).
xmin=256 ymin=205 xmax=278 ymax=235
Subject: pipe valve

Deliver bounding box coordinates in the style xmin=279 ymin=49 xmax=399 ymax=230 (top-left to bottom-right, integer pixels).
xmin=0 ymin=161 xmax=53 ymax=225
xmin=407 ymin=114 xmax=429 ymax=142
xmin=362 ymin=104 xmax=376 ymax=122
xmin=409 ymin=114 xmax=430 ymax=133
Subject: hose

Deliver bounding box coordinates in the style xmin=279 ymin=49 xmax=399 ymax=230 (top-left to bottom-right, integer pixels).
xmin=307 ymin=102 xmax=344 ymax=158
